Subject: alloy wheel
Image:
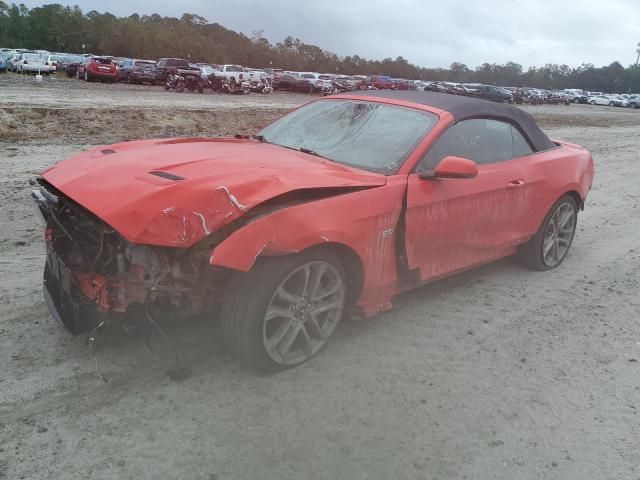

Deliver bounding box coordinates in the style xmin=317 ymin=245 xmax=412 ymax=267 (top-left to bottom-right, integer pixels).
xmin=542 ymin=202 xmax=576 ymax=267
xmin=262 ymin=260 xmax=345 ymax=366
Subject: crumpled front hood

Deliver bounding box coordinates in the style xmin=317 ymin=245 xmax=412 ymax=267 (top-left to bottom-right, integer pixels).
xmin=41 ymin=137 xmax=386 ymax=247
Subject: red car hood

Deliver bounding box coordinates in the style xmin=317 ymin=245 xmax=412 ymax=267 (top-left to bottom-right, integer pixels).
xmin=41 ymin=138 xmax=386 ymax=247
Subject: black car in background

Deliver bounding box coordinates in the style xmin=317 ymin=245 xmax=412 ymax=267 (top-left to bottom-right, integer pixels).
xmin=274 ymin=73 xmax=298 ymax=91
xmin=472 ymin=84 xmax=513 ymax=103
xmin=59 ymin=54 xmax=85 ymax=77
xmin=153 ymin=58 xmax=191 ymax=81
xmin=130 ymin=60 xmax=158 ymax=84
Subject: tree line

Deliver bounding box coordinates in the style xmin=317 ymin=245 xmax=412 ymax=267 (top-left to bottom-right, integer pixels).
xmin=1 ymin=2 xmax=639 ymax=93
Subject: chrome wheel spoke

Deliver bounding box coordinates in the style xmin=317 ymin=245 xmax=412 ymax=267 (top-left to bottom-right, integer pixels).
xmin=265 ymin=318 xmax=294 ymax=351
xmin=312 ymin=282 xmax=341 ymax=302
xmin=552 ymin=238 xmax=560 ymax=262
xmin=559 ymin=209 xmax=574 ymax=229
xmin=277 ymin=323 xmax=301 ymax=358
xmin=306 ymin=314 xmax=329 ymax=340
xmin=307 ymin=263 xmax=328 ymax=299
xmin=311 ymin=298 xmax=342 ymax=316
xmin=265 ymin=305 xmax=293 ymax=322
xmin=299 ymin=324 xmax=314 ymax=356
xmin=275 ymin=285 xmax=301 ymax=304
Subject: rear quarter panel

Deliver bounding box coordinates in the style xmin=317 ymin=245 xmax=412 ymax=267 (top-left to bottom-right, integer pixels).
xmin=520 ymin=142 xmax=594 ymax=235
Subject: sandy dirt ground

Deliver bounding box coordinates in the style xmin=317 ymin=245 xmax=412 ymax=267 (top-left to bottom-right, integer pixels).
xmin=1 ymin=72 xmax=639 ymax=480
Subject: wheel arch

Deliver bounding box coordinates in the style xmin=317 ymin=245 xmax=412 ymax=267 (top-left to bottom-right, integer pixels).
xmin=564 ymin=189 xmax=584 ymax=211
xmin=306 ymin=242 xmax=364 ymax=310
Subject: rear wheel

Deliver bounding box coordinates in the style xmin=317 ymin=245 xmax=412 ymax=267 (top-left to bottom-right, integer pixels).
xmin=221 ymin=249 xmax=347 ymax=372
xmin=515 ymin=195 xmax=578 ymax=271
xmin=590 ymin=100 xmax=596 ymax=105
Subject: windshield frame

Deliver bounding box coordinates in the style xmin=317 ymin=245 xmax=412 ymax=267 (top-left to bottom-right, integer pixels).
xmin=257 ymin=98 xmax=439 ymax=175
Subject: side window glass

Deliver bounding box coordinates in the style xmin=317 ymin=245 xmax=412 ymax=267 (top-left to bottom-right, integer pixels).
xmin=511 ymin=126 xmax=533 ymax=157
xmin=417 ymin=119 xmax=518 ymax=172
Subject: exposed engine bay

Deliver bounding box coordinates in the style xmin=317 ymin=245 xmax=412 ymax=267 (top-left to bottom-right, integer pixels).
xmin=31 ymin=179 xmax=228 ymax=335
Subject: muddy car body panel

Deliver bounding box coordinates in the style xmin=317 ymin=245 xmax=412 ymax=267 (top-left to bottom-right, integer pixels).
xmin=33 ymin=92 xmax=594 ymax=361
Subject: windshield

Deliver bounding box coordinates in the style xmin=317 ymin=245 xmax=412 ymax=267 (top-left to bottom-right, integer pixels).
xmin=225 ymin=65 xmax=243 ymax=72
xmin=258 ymin=99 xmax=438 ymax=174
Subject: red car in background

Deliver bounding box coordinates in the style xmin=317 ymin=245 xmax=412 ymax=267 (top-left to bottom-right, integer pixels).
xmin=392 ymin=78 xmax=410 ymax=90
xmin=366 ymin=75 xmax=395 ymax=89
xmin=77 ymin=57 xmax=117 ymax=82
xmin=31 ymin=91 xmax=594 ymax=372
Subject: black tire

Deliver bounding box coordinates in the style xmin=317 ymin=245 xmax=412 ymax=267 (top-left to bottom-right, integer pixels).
xmin=609 ymin=102 xmax=615 ymax=107
xmin=176 ymin=81 xmax=185 ymax=93
xmin=127 ymin=74 xmax=132 ymax=84
xmin=515 ymin=194 xmax=578 ymax=271
xmin=221 ymin=248 xmax=347 ymax=372
xmin=590 ymin=100 xmax=595 ymax=105
xmin=84 ymin=71 xmax=90 ymax=82
xmin=230 ymin=78 xmax=237 ymax=89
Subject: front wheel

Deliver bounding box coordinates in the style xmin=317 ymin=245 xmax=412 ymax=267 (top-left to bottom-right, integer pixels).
xmin=221 ymin=249 xmax=347 ymax=372
xmin=515 ymin=195 xmax=578 ymax=271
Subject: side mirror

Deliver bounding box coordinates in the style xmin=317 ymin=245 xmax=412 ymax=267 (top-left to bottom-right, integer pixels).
xmin=419 ymin=156 xmax=478 ymax=180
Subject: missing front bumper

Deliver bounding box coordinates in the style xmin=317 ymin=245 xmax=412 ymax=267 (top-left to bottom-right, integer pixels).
xmin=43 ymin=262 xmax=100 ymax=336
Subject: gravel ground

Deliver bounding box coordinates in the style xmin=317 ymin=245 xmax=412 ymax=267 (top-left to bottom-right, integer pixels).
xmin=1 ymin=72 xmax=640 ymax=480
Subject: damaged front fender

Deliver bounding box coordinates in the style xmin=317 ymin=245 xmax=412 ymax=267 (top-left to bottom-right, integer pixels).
xmin=210 ymin=178 xmax=409 ymax=316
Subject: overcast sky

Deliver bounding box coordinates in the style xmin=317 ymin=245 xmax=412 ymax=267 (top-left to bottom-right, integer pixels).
xmin=22 ymin=0 xmax=640 ymax=68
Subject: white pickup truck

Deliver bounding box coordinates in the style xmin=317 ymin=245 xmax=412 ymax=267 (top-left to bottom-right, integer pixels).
xmin=212 ymin=64 xmax=247 ymax=88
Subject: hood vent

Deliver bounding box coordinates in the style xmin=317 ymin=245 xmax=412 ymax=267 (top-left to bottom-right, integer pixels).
xmin=148 ymin=171 xmax=185 ymax=181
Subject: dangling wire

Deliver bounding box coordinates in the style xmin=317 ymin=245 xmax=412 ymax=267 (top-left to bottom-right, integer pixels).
xmin=88 ymin=321 xmax=107 ymax=382
xmin=144 ymin=302 xmax=190 ymax=381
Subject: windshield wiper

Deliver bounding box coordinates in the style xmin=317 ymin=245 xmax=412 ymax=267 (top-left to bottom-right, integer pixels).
xmin=298 ymin=147 xmax=325 ymax=158
xmin=234 ymin=133 xmax=268 ymax=143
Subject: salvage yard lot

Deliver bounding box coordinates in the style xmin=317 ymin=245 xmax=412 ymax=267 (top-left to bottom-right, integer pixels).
xmin=1 ymin=74 xmax=639 ymax=480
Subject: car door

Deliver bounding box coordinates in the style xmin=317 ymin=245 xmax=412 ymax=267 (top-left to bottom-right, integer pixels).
xmin=404 ymin=118 xmax=535 ymax=282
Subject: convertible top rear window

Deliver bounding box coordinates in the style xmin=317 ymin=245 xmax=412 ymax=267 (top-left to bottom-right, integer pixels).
xmin=259 ymin=99 xmax=438 ymax=174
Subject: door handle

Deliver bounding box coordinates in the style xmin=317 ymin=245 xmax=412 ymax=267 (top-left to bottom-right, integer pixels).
xmin=507 ymin=180 xmax=525 ymax=189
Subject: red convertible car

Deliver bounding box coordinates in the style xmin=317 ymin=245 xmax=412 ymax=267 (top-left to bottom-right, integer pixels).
xmin=31 ymin=91 xmax=594 ymax=371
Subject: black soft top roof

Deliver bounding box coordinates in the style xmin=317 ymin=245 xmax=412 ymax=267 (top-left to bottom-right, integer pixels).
xmin=349 ymin=90 xmax=555 ymax=152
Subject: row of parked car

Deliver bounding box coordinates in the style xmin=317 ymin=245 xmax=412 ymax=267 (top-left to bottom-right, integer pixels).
xmin=3 ymin=48 xmax=639 ymax=107
xmin=418 ymin=81 xmax=640 ymax=108
xmin=0 ymin=48 xmax=425 ymax=94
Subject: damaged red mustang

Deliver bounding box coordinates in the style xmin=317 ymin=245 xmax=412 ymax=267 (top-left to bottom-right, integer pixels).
xmin=31 ymin=91 xmax=594 ymax=371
